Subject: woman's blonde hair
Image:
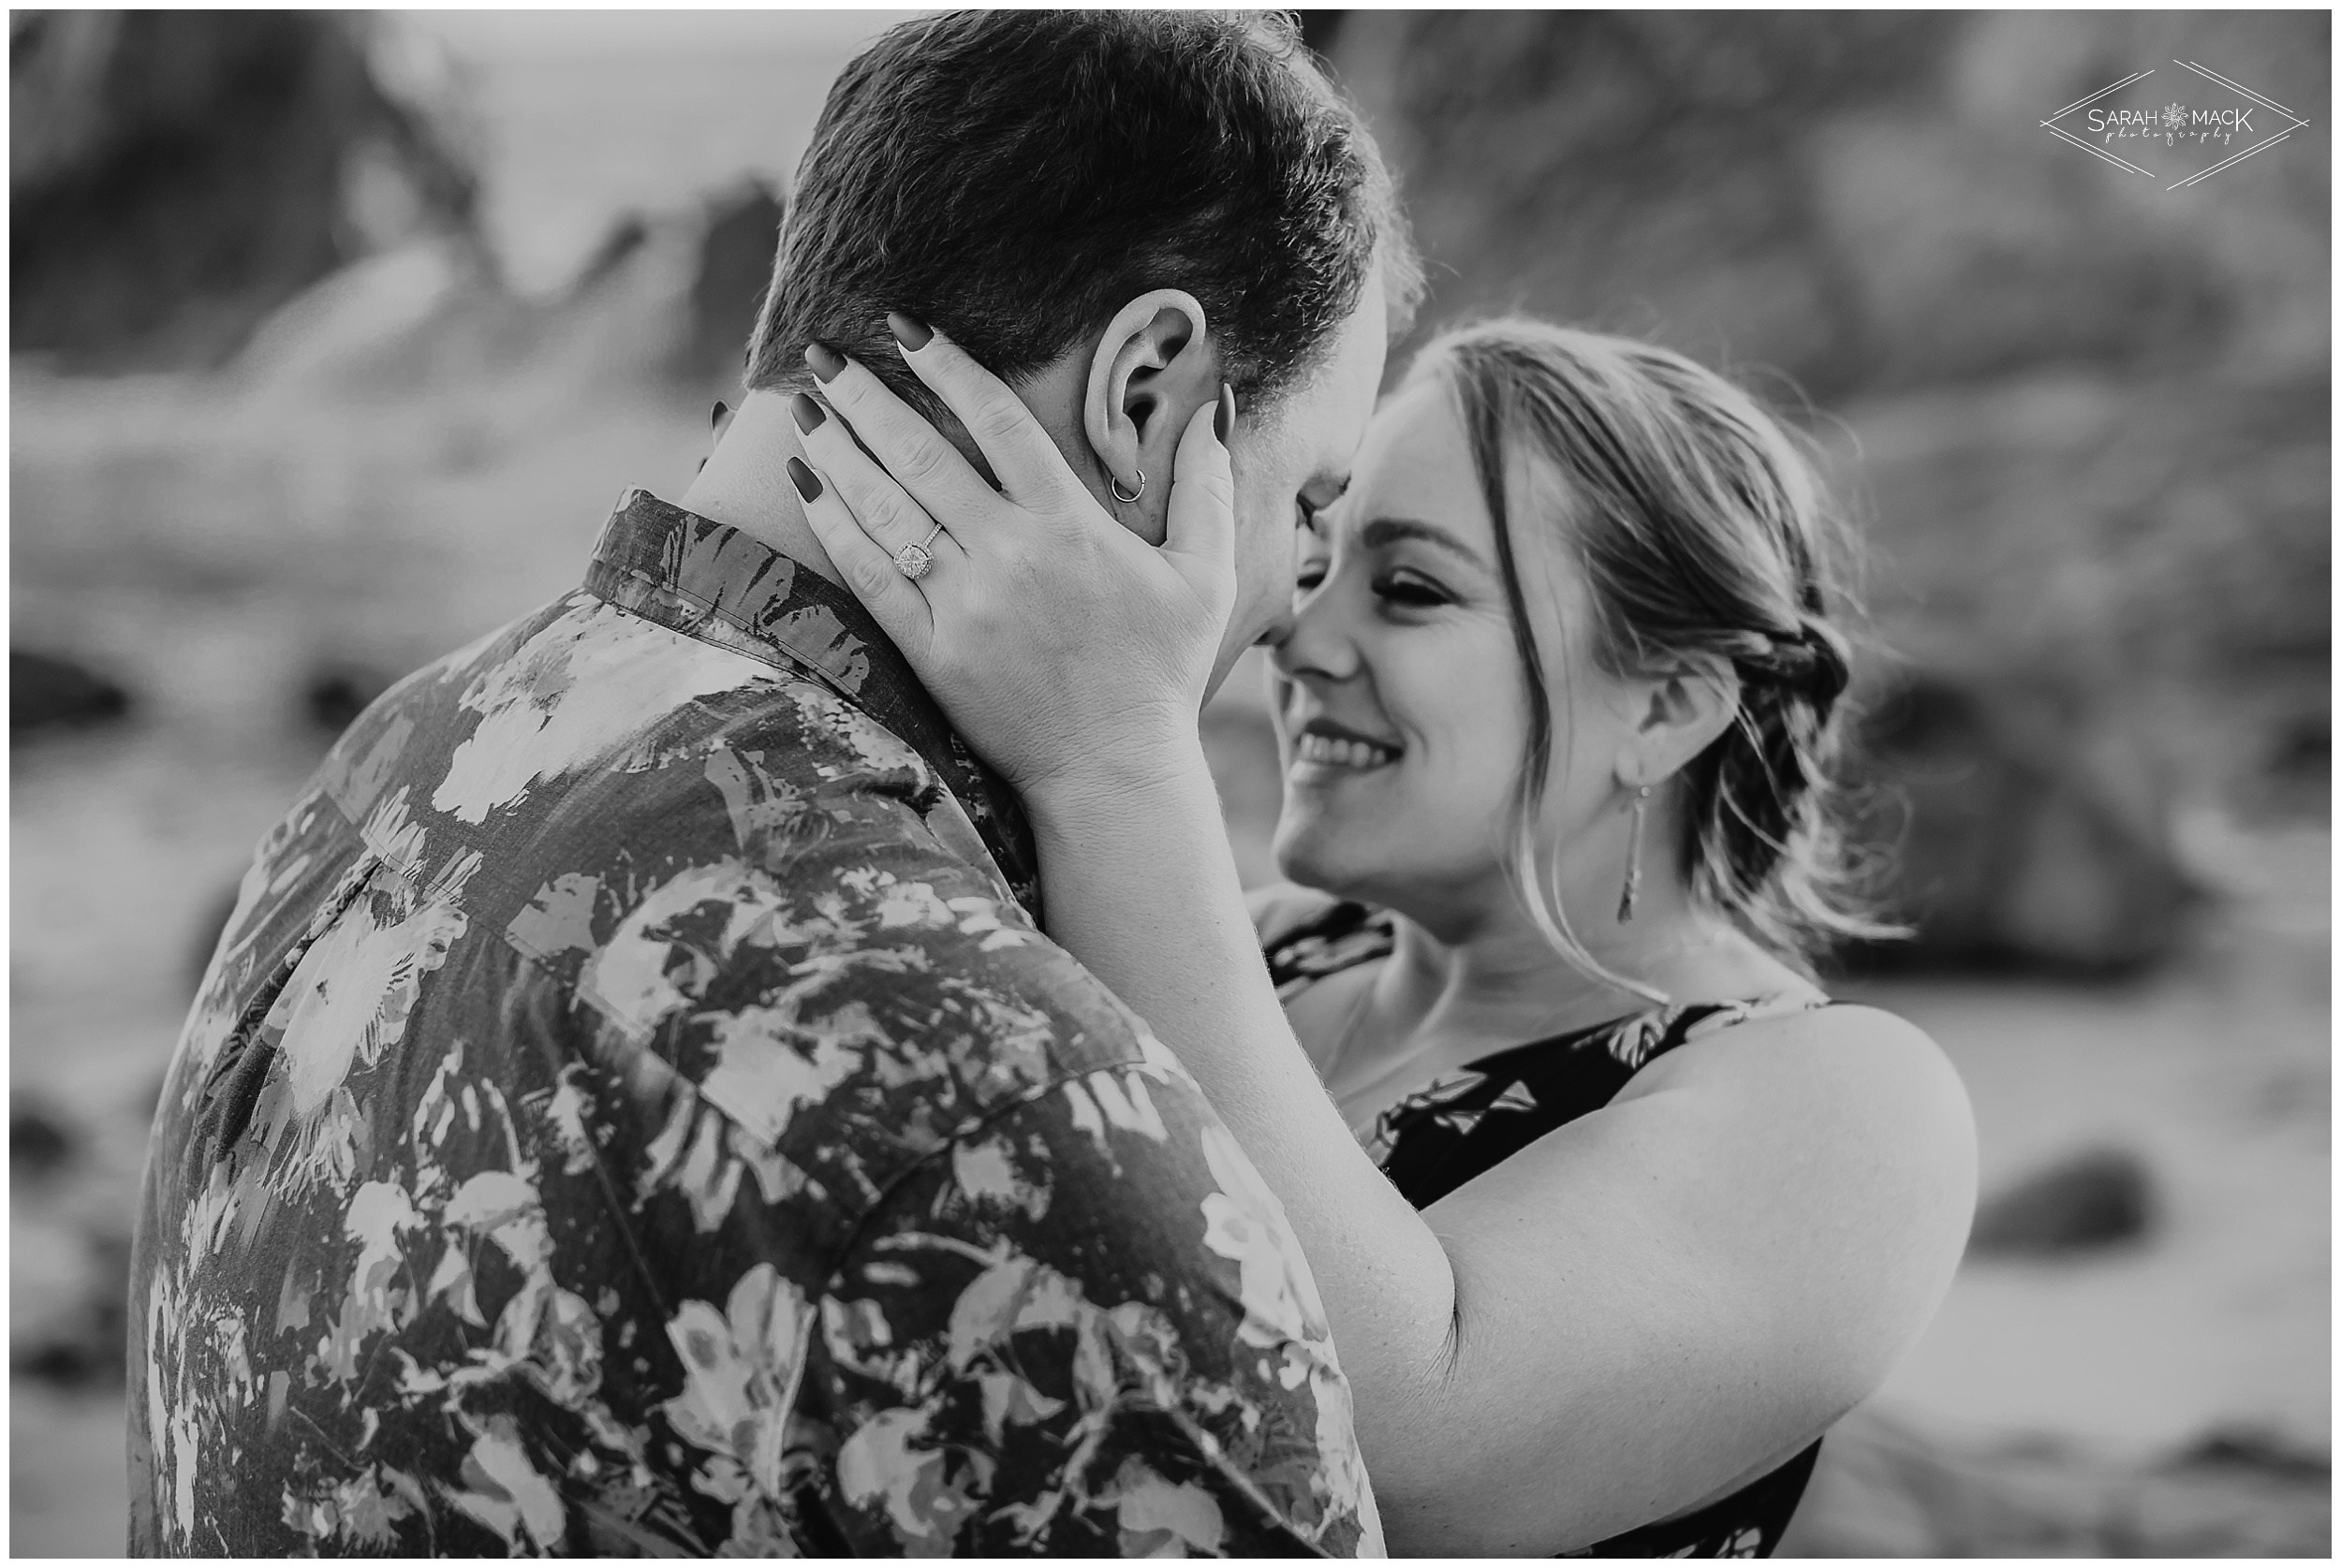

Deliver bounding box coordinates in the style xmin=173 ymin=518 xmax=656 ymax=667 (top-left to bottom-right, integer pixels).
xmin=1404 ymin=318 xmax=1893 ymax=991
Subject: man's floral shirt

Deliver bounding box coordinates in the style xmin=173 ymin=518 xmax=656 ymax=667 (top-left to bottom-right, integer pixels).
xmin=128 ymin=491 xmax=1384 ymax=1557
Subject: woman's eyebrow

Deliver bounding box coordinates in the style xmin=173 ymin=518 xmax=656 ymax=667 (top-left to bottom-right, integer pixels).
xmin=1359 ymin=516 xmax=1486 ymax=566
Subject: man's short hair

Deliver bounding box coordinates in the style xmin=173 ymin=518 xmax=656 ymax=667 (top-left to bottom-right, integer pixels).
xmin=745 ymin=10 xmax=1420 ymax=419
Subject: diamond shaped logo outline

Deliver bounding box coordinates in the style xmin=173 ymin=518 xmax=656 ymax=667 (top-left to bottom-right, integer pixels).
xmin=2039 ymin=60 xmax=2312 ymax=190
xmin=2040 ymin=66 xmax=2164 ymax=179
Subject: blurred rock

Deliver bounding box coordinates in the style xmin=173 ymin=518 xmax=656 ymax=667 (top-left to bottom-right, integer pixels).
xmin=672 ymin=181 xmax=787 ymax=388
xmin=9 ymin=1105 xmax=79 ymax=1181
xmin=11 ymin=11 xmax=483 ymax=372
xmin=1329 ymin=10 xmax=2332 ymax=937
xmin=11 ymin=649 xmax=131 ymax=739
xmin=1334 ymin=12 xmax=2326 ymax=391
xmin=228 ymin=239 xmax=492 ymax=400
xmin=228 ymin=181 xmax=786 ymax=415
xmin=1840 ymin=673 xmax=2201 ymax=974
xmin=302 ymin=661 xmax=396 ymax=737
xmin=2260 ymin=712 xmax=2329 ymax=819
xmin=1839 ymin=365 xmax=2329 ymax=823
xmin=2178 ymin=1427 xmax=2333 ymax=1484
xmin=1788 ymin=1404 xmax=2331 ymax=1556
xmin=9 ymin=1220 xmax=126 ymax=1389
xmin=1332 ymin=12 xmax=1958 ymax=401
xmin=569 ymin=213 xmax=652 ymax=298
xmin=1968 ymin=1146 xmax=2157 ymax=1257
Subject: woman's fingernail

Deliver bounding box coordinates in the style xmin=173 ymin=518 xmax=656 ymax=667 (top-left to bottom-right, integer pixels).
xmin=790 ymin=392 xmax=826 ymax=433
xmin=787 ymin=456 xmax=822 ymax=502
xmin=804 ymin=342 xmax=846 ymax=383
xmin=712 ymin=399 xmax=729 ymax=428
xmin=1215 ymin=384 xmax=1235 ymax=443
xmin=887 ymin=311 xmax=934 ymax=351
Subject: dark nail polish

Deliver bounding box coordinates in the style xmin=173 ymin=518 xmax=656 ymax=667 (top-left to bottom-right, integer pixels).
xmin=787 ymin=456 xmax=822 ymax=503
xmin=712 ymin=399 xmax=729 ymax=428
xmin=887 ymin=311 xmax=933 ymax=351
xmin=1215 ymin=384 xmax=1235 ymax=442
xmin=790 ymin=392 xmax=826 ymax=434
xmin=803 ymin=341 xmax=846 ymax=382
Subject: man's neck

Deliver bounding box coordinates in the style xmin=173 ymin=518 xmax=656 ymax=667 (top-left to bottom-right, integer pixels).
xmin=676 ymin=389 xmax=846 ymax=586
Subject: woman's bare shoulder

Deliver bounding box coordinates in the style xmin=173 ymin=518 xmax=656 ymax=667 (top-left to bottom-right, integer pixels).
xmin=1631 ymin=1001 xmax=1980 ymax=1277
xmin=1572 ymin=1001 xmax=1979 ymax=1411
xmin=1655 ymin=1001 xmax=1973 ymax=1150
xmin=1422 ymin=998 xmax=1979 ymax=1525
xmin=1722 ymin=1000 xmax=1964 ymax=1098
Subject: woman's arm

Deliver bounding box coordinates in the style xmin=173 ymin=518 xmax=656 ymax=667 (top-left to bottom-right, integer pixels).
xmin=1026 ymin=756 xmax=1975 ymax=1552
xmin=1018 ymin=730 xmax=1473 ymax=1486
xmin=789 ymin=334 xmax=1976 ymax=1552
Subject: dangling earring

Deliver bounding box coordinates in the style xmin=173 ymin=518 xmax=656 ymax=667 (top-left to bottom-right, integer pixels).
xmin=1617 ymin=784 xmax=1652 ymax=923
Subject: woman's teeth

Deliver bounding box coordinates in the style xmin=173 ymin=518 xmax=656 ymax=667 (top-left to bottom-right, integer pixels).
xmin=1296 ymin=733 xmax=1397 ymax=769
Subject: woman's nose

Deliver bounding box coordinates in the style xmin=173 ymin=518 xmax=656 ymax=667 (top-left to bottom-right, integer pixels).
xmin=1271 ymin=585 xmax=1362 ymax=683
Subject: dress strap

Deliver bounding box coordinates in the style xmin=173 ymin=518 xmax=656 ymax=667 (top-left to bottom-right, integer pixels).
xmin=1261 ymin=900 xmax=1394 ymax=998
xmin=1596 ymin=990 xmax=1833 ymax=1073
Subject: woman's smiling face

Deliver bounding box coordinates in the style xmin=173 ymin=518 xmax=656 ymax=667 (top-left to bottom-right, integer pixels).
xmin=1268 ymin=376 xmax=1634 ymax=928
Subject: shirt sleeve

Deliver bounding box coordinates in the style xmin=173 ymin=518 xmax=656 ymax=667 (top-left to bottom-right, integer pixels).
xmin=798 ymin=1062 xmax=1387 ymax=1558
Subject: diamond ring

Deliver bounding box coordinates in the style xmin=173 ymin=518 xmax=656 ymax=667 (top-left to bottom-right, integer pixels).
xmin=894 ymin=522 xmax=945 ymax=580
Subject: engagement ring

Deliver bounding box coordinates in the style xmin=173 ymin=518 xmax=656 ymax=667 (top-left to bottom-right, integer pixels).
xmin=894 ymin=523 xmax=945 ymax=580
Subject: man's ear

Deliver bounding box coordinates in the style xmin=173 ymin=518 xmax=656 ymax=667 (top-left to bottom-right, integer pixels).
xmin=1623 ymin=656 xmax=1742 ymax=787
xmin=1082 ymin=288 xmax=1217 ymax=543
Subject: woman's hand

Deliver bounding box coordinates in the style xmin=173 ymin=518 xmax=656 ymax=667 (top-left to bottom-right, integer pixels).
xmin=786 ymin=322 xmax=1239 ymax=805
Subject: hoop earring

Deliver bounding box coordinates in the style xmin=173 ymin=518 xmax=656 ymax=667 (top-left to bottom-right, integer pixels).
xmin=1111 ymin=469 xmax=1146 ymax=505
xmin=1617 ymin=784 xmax=1652 ymax=923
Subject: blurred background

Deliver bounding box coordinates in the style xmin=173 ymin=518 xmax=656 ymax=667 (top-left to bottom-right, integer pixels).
xmin=8 ymin=9 xmax=2328 ymax=1555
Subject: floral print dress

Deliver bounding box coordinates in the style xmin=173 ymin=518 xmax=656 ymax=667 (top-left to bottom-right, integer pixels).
xmin=1262 ymin=897 xmax=1829 ymax=1559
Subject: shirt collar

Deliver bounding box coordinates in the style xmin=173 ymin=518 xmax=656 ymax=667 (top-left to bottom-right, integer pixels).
xmin=583 ymin=487 xmax=1041 ymax=916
